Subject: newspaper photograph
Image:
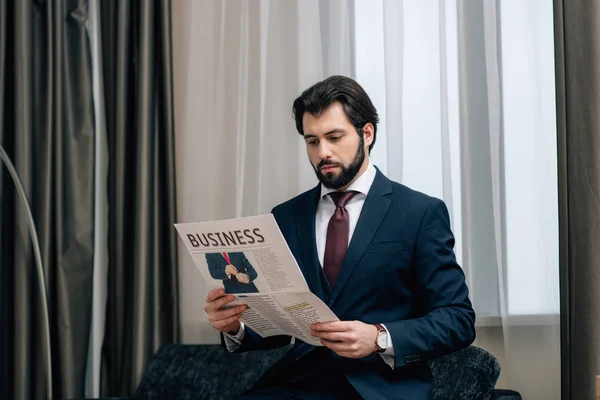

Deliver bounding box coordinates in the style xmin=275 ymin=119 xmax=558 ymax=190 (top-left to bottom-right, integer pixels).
xmin=175 ymin=214 xmax=339 ymax=346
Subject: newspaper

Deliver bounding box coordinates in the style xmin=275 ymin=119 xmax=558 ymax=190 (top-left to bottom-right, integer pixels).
xmin=175 ymin=214 xmax=339 ymax=346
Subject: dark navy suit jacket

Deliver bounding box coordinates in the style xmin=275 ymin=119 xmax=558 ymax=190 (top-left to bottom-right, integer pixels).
xmin=206 ymin=252 xmax=259 ymax=294
xmin=232 ymin=168 xmax=475 ymax=399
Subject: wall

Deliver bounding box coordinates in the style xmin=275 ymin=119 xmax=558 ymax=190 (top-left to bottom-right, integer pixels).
xmin=477 ymin=324 xmax=560 ymax=399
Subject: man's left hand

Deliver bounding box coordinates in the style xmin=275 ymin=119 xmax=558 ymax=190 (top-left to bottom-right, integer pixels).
xmin=311 ymin=321 xmax=378 ymax=359
xmin=236 ymin=273 xmax=250 ymax=284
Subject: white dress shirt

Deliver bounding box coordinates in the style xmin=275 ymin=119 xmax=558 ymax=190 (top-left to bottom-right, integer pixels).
xmin=224 ymin=159 xmax=395 ymax=368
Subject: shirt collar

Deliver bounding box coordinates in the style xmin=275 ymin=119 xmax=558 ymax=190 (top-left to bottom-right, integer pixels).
xmin=320 ymin=158 xmax=376 ymax=200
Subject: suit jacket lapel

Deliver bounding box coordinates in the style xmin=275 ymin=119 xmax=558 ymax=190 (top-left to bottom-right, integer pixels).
xmin=295 ymin=185 xmax=329 ymax=302
xmin=328 ymin=168 xmax=392 ymax=307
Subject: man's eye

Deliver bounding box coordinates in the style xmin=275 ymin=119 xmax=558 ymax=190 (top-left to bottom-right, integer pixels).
xmin=330 ymin=136 xmax=341 ymax=142
xmin=307 ymin=140 xmax=318 ymax=146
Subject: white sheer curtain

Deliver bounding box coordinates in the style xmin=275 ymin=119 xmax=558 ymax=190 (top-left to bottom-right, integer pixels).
xmin=173 ymin=0 xmax=560 ymax=398
xmin=172 ymin=0 xmax=355 ymax=343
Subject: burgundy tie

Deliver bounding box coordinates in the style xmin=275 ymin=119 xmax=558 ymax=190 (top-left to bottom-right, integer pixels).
xmin=323 ymin=191 xmax=358 ymax=287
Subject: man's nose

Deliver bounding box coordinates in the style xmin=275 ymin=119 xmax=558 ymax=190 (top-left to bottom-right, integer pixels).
xmin=317 ymin=141 xmax=332 ymax=159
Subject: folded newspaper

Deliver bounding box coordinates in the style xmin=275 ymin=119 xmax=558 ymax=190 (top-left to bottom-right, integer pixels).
xmin=175 ymin=214 xmax=339 ymax=346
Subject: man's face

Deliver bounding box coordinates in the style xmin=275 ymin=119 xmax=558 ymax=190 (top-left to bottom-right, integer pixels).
xmin=302 ymin=102 xmax=373 ymax=190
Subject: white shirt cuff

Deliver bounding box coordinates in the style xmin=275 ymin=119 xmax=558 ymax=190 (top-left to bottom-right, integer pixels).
xmin=222 ymin=322 xmax=245 ymax=353
xmin=378 ymin=323 xmax=395 ymax=368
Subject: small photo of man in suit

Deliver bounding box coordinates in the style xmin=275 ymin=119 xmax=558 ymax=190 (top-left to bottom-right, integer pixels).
xmin=205 ymin=251 xmax=259 ymax=294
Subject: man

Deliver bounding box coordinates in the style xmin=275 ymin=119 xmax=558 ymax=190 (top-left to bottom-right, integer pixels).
xmin=203 ymin=75 xmax=475 ymax=399
xmin=205 ymin=252 xmax=259 ymax=294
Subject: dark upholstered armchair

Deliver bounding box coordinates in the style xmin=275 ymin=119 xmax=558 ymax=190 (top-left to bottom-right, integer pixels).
xmin=132 ymin=344 xmax=522 ymax=399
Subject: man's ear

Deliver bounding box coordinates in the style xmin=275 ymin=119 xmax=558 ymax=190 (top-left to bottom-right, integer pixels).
xmin=362 ymin=123 xmax=375 ymax=147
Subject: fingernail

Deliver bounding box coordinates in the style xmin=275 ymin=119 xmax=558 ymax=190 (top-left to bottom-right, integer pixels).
xmin=227 ymin=295 xmax=234 ymax=301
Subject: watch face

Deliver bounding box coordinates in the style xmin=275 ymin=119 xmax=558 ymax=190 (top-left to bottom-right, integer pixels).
xmin=377 ymin=332 xmax=388 ymax=349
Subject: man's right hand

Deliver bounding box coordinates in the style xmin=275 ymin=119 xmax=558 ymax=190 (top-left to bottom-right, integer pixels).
xmin=204 ymin=288 xmax=247 ymax=334
xmin=225 ymin=264 xmax=238 ymax=277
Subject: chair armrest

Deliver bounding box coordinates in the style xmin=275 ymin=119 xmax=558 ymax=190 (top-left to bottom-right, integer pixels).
xmin=493 ymin=389 xmax=522 ymax=399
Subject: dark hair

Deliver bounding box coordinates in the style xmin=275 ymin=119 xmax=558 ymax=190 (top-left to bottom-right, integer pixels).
xmin=292 ymin=75 xmax=379 ymax=153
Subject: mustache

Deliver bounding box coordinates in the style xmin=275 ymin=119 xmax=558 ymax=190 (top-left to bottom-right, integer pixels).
xmin=317 ymin=160 xmax=342 ymax=169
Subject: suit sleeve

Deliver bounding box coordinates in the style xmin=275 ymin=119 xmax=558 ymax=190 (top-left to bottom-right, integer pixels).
xmin=206 ymin=253 xmax=229 ymax=280
xmin=385 ymin=198 xmax=476 ymax=368
xmin=239 ymin=253 xmax=258 ymax=282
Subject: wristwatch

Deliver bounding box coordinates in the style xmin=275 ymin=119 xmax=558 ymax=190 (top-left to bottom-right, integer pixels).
xmin=374 ymin=323 xmax=388 ymax=353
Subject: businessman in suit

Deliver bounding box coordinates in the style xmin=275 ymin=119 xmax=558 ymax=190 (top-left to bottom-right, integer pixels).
xmin=203 ymin=75 xmax=475 ymax=399
xmin=205 ymin=252 xmax=259 ymax=294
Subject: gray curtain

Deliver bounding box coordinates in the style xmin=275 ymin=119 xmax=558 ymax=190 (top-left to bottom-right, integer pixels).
xmin=554 ymin=1 xmax=600 ymax=399
xmin=0 ymin=0 xmax=95 ymax=399
xmin=100 ymin=0 xmax=179 ymax=396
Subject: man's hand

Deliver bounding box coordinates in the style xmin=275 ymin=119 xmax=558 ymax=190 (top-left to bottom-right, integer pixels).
xmin=204 ymin=288 xmax=247 ymax=334
xmin=235 ymin=273 xmax=250 ymax=284
xmin=225 ymin=264 xmax=238 ymax=277
xmin=311 ymin=321 xmax=378 ymax=359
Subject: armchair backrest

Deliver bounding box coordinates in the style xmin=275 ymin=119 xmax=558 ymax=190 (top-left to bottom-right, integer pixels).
xmin=429 ymin=346 xmax=501 ymax=400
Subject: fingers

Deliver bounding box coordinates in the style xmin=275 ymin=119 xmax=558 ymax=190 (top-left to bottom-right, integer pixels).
xmin=312 ymin=321 xmax=376 ymax=359
xmin=320 ymin=338 xmax=346 ymax=350
xmin=207 ymin=303 xmax=247 ymax=332
xmin=320 ymin=338 xmax=355 ymax=352
xmin=320 ymin=339 xmax=367 ymax=359
xmin=204 ymin=288 xmax=250 ymax=333
xmin=204 ymin=294 xmax=236 ymax=313
xmin=225 ymin=265 xmax=238 ymax=276
xmin=207 ymin=304 xmax=247 ymax=323
xmin=205 ymin=288 xmax=226 ymax=303
xmin=212 ymin=311 xmax=246 ymax=330
xmin=312 ymin=330 xmax=352 ymax=342
xmin=312 ymin=321 xmax=351 ymax=332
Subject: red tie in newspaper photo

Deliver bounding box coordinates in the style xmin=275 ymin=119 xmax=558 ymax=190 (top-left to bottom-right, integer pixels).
xmin=222 ymin=252 xmax=231 ymax=264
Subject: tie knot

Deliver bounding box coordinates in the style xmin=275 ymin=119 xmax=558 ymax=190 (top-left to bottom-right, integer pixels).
xmin=329 ymin=190 xmax=358 ymax=209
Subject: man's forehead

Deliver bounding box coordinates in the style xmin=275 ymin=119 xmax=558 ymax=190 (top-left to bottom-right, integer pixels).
xmin=302 ymin=104 xmax=351 ymax=135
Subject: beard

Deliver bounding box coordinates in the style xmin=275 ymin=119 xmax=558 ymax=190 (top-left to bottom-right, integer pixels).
xmin=313 ymin=137 xmax=366 ymax=189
